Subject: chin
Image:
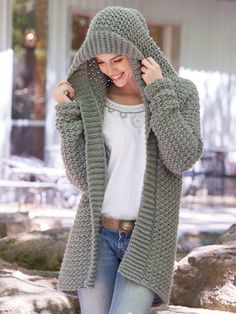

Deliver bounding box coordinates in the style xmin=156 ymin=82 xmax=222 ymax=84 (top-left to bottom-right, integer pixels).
xmin=113 ymin=78 xmax=128 ymax=88
xmin=113 ymin=81 xmax=126 ymax=88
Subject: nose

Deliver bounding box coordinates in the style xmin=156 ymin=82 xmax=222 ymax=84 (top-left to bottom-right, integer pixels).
xmin=107 ymin=63 xmax=118 ymax=77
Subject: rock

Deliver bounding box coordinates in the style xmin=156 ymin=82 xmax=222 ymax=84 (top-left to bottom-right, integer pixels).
xmin=176 ymin=230 xmax=222 ymax=262
xmin=1 ymin=227 xmax=235 ymax=313
xmin=171 ymin=242 xmax=236 ymax=312
xmin=0 ymin=212 xmax=65 ymax=238
xmin=217 ymin=223 xmax=236 ymax=244
xmin=0 ymin=258 xmax=78 ymax=314
xmin=3 ymin=258 xmax=233 ymax=314
xmin=150 ymin=305 xmax=235 ymax=313
xmin=0 ymin=212 xmax=40 ymax=238
xmin=0 ymin=228 xmax=69 ymax=271
xmin=176 ymin=244 xmax=190 ymax=262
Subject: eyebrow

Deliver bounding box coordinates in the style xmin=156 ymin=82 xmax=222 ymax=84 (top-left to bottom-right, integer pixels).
xmin=96 ymin=55 xmax=123 ymax=61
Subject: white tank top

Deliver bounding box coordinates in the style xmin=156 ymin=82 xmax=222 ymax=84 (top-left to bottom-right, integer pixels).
xmin=101 ymin=97 xmax=146 ymax=220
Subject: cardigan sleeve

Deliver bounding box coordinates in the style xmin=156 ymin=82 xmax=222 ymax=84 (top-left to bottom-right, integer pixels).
xmin=144 ymin=78 xmax=203 ymax=175
xmin=55 ymin=101 xmax=88 ymax=193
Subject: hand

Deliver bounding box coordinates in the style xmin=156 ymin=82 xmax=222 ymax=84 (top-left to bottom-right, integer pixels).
xmin=52 ymin=81 xmax=75 ymax=103
xmin=141 ymin=57 xmax=163 ymax=85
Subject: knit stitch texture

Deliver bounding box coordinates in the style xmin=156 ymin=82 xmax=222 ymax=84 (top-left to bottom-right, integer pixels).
xmin=55 ymin=6 xmax=203 ymax=305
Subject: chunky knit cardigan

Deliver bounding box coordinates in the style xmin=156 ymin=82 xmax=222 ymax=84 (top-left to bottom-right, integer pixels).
xmin=55 ymin=6 xmax=203 ymax=305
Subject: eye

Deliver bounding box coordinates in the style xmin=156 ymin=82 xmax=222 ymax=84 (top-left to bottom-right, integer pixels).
xmin=96 ymin=58 xmax=122 ymax=65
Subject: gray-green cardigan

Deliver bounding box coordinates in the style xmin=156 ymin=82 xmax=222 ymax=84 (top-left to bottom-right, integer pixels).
xmin=55 ymin=6 xmax=203 ymax=305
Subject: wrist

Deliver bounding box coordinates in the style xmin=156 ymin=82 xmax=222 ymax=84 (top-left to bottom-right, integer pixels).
xmin=144 ymin=78 xmax=175 ymax=100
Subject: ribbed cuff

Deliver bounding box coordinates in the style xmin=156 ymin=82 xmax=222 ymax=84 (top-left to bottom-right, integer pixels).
xmin=144 ymin=78 xmax=175 ymax=101
xmin=55 ymin=101 xmax=80 ymax=116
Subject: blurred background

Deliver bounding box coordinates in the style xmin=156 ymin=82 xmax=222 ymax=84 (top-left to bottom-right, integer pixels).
xmin=0 ymin=0 xmax=236 ymax=248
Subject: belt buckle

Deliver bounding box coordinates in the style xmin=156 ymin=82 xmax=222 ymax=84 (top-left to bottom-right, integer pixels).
xmin=120 ymin=220 xmax=134 ymax=232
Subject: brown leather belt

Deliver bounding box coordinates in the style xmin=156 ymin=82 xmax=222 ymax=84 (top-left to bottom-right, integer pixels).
xmin=101 ymin=216 xmax=136 ymax=233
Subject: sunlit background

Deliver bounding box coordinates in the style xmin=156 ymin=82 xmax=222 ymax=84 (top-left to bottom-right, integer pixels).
xmin=0 ymin=0 xmax=236 ymax=237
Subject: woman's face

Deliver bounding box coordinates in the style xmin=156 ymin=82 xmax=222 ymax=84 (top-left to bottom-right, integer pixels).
xmin=95 ymin=54 xmax=134 ymax=87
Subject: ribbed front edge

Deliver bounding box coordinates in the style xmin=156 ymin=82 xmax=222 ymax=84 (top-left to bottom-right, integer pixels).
xmin=71 ymin=64 xmax=107 ymax=287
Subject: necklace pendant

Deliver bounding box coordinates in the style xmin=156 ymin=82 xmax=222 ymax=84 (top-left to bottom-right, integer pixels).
xmin=120 ymin=112 xmax=128 ymax=119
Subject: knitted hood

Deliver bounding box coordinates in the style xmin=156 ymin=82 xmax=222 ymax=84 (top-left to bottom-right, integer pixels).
xmin=67 ymin=6 xmax=178 ymax=101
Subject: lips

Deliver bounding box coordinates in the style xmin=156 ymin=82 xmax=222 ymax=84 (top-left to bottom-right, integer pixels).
xmin=111 ymin=73 xmax=123 ymax=80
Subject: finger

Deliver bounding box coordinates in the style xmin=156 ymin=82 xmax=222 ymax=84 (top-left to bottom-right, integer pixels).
xmin=147 ymin=57 xmax=160 ymax=68
xmin=142 ymin=57 xmax=155 ymax=64
xmin=141 ymin=58 xmax=154 ymax=68
xmin=141 ymin=73 xmax=148 ymax=84
xmin=60 ymin=85 xmax=74 ymax=95
xmin=140 ymin=66 xmax=149 ymax=74
xmin=52 ymin=90 xmax=62 ymax=103
xmin=55 ymin=80 xmax=72 ymax=89
xmin=53 ymin=92 xmax=72 ymax=103
xmin=55 ymin=83 xmax=74 ymax=93
xmin=64 ymin=95 xmax=73 ymax=103
xmin=58 ymin=86 xmax=74 ymax=99
xmin=52 ymin=86 xmax=73 ymax=103
xmin=65 ymin=88 xmax=75 ymax=99
xmin=68 ymin=86 xmax=75 ymax=97
xmin=146 ymin=56 xmax=155 ymax=64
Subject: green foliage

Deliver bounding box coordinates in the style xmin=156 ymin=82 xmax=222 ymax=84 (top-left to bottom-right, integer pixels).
xmin=0 ymin=232 xmax=67 ymax=271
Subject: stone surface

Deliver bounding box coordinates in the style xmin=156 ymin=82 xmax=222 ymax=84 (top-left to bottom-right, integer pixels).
xmin=0 ymin=259 xmax=78 ymax=314
xmin=150 ymin=305 xmax=235 ymax=313
xmin=176 ymin=231 xmax=221 ymax=261
xmin=3 ymin=256 xmax=234 ymax=314
xmin=1 ymin=226 xmax=236 ymax=313
xmin=217 ymin=223 xmax=236 ymax=244
xmin=0 ymin=212 xmax=66 ymax=238
xmin=0 ymin=228 xmax=69 ymax=271
xmin=171 ymin=241 xmax=236 ymax=312
xmin=0 ymin=212 xmax=38 ymax=238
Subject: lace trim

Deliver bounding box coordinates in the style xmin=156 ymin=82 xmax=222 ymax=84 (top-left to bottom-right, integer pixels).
xmin=105 ymin=97 xmax=145 ymax=133
xmin=105 ymin=97 xmax=144 ymax=113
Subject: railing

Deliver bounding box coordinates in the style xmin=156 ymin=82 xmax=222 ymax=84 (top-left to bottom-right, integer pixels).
xmin=183 ymin=149 xmax=236 ymax=205
xmin=2 ymin=150 xmax=236 ymax=209
xmin=0 ymin=156 xmax=81 ymax=209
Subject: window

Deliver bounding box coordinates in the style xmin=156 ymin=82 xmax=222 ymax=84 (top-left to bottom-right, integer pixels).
xmin=71 ymin=14 xmax=91 ymax=60
xmin=11 ymin=0 xmax=48 ymax=160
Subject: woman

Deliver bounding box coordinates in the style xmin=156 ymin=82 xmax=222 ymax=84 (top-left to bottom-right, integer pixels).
xmin=53 ymin=6 xmax=203 ymax=314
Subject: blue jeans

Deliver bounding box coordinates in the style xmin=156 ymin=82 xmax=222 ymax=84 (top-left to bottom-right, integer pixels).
xmin=77 ymin=227 xmax=157 ymax=314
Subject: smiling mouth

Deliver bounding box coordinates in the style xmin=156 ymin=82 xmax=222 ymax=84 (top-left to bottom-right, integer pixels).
xmin=111 ymin=73 xmax=123 ymax=80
